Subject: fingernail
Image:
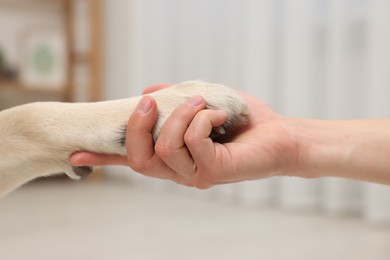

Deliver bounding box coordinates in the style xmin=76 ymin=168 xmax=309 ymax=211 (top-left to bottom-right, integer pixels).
xmin=137 ymin=97 xmax=152 ymax=114
xmin=187 ymin=95 xmax=203 ymax=107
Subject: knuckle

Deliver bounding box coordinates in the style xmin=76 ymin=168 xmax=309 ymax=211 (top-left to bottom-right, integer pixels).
xmin=155 ymin=141 xmax=174 ymax=158
xmin=184 ymin=131 xmax=199 ymax=146
xmin=127 ymin=158 xmax=147 ymax=172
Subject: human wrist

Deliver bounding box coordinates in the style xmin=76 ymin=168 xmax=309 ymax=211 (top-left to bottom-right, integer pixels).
xmin=284 ymin=118 xmax=390 ymax=183
xmin=282 ymin=117 xmax=351 ymax=179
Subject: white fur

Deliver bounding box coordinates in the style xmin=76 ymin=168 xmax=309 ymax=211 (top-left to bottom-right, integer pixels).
xmin=0 ymin=81 xmax=248 ymax=197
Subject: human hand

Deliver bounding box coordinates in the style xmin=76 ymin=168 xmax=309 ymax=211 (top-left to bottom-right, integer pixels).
xmin=70 ymin=84 xmax=301 ymax=188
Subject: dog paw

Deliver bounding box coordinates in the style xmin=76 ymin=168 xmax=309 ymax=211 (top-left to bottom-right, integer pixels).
xmin=64 ymin=81 xmax=249 ymax=181
xmin=144 ymin=81 xmax=249 ymax=142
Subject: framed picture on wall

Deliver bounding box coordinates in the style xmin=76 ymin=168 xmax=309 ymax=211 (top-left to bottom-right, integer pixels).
xmin=20 ymin=29 xmax=67 ymax=90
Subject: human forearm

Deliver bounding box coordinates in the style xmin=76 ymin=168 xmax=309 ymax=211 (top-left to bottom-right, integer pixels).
xmin=288 ymin=118 xmax=390 ymax=184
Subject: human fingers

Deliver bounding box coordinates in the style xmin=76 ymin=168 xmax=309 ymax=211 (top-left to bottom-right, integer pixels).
xmin=155 ymin=96 xmax=207 ymax=178
xmin=70 ymin=152 xmax=127 ymax=166
xmin=142 ymin=84 xmax=172 ymax=94
xmin=125 ymin=96 xmax=177 ymax=180
xmin=125 ymin=96 xmax=157 ymax=170
xmin=184 ymin=109 xmax=229 ymax=184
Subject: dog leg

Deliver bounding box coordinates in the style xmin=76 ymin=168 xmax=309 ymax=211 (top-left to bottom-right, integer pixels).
xmin=0 ymin=81 xmax=248 ymax=197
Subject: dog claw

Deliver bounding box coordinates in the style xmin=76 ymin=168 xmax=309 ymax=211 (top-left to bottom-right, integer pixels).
xmin=210 ymin=125 xmax=226 ymax=139
xmin=72 ymin=166 xmax=93 ymax=178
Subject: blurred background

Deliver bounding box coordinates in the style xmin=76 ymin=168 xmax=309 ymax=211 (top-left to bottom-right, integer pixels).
xmin=0 ymin=0 xmax=389 ymax=259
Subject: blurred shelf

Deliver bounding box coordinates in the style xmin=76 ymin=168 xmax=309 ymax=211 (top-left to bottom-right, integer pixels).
xmin=0 ymin=83 xmax=66 ymax=110
xmin=0 ymin=81 xmax=66 ymax=94
xmin=0 ymin=0 xmax=102 ymax=103
xmin=0 ymin=0 xmax=64 ymax=10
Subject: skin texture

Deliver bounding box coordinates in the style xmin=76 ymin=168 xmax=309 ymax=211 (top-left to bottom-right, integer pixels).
xmin=70 ymin=85 xmax=390 ymax=188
